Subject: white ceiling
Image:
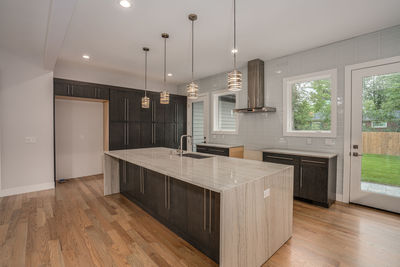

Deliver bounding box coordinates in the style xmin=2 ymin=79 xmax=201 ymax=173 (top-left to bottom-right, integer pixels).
xmin=2 ymin=0 xmax=400 ymax=86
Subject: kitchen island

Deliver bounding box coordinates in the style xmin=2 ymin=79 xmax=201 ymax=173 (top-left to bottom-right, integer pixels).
xmin=104 ymin=147 xmax=293 ymax=267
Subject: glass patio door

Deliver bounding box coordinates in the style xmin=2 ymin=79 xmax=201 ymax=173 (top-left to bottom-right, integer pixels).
xmin=187 ymin=94 xmax=209 ymax=152
xmin=350 ymin=62 xmax=400 ymax=213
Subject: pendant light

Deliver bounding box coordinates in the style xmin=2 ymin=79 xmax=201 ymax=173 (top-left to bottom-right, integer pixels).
xmin=141 ymin=47 xmax=150 ymax=109
xmin=160 ymin=33 xmax=170 ymax=104
xmin=186 ymin=14 xmax=199 ymax=99
xmin=227 ymin=0 xmax=242 ymax=91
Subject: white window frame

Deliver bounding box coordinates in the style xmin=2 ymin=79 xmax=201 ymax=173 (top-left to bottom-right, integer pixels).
xmin=283 ymin=69 xmax=337 ymax=137
xmin=212 ymin=89 xmax=239 ymax=135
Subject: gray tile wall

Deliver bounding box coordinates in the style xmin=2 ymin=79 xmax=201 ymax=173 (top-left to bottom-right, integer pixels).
xmin=177 ymin=25 xmax=400 ymax=195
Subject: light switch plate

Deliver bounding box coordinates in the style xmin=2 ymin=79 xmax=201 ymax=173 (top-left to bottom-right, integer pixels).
xmin=25 ymin=137 xmax=37 ymax=144
xmin=264 ymin=188 xmax=270 ymax=198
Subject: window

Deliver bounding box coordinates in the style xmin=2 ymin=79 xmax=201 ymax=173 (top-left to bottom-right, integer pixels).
xmin=371 ymin=121 xmax=387 ymax=128
xmin=283 ymin=69 xmax=337 ymax=137
xmin=212 ymin=90 xmax=238 ymax=134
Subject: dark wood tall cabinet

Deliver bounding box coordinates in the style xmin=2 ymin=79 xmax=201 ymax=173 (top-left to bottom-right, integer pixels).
xmin=108 ymin=88 xmax=187 ymax=150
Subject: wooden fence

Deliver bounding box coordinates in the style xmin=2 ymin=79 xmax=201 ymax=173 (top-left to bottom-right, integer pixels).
xmin=362 ymin=132 xmax=400 ymax=156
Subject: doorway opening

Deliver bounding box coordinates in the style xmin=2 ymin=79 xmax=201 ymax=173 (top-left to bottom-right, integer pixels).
xmin=54 ymin=96 xmax=109 ymax=183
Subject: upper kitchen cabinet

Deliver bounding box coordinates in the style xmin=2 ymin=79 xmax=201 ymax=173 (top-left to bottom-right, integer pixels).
xmin=165 ymin=95 xmax=187 ymax=123
xmin=110 ymin=89 xmax=129 ymax=122
xmin=53 ymin=78 xmax=110 ymax=100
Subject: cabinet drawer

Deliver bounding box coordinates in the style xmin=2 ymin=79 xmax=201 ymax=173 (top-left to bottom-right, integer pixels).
xmin=196 ymin=146 xmax=208 ymax=153
xmin=263 ymin=152 xmax=298 ymax=165
xmin=197 ymin=146 xmax=229 ymax=156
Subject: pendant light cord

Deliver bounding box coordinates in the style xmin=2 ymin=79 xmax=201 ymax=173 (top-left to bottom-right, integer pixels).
xmin=163 ymin=37 xmax=167 ymax=87
xmin=233 ymin=0 xmax=237 ymax=69
xmin=191 ymin=19 xmax=194 ymax=82
xmin=144 ymin=50 xmax=148 ymax=96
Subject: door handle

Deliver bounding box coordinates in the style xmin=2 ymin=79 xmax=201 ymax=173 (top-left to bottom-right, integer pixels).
xmin=352 ymin=152 xmax=363 ymax=157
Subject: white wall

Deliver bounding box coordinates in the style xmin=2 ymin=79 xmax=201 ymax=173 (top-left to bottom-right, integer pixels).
xmin=178 ymin=25 xmax=400 ymax=200
xmin=54 ymin=59 xmax=178 ymax=94
xmin=0 ymin=49 xmax=54 ymax=196
xmin=55 ymin=99 xmax=103 ymax=179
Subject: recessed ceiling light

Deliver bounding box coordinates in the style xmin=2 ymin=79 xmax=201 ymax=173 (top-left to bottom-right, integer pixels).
xmin=119 ymin=0 xmax=132 ymax=8
xmin=231 ymin=48 xmax=238 ymax=54
xmin=275 ymin=70 xmax=282 ymax=74
xmin=167 ymin=73 xmax=173 ymax=77
xmin=82 ymin=54 xmax=90 ymax=60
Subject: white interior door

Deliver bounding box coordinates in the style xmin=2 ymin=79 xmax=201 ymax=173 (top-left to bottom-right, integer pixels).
xmin=350 ymin=61 xmax=400 ymax=213
xmin=187 ymin=94 xmax=209 ymax=152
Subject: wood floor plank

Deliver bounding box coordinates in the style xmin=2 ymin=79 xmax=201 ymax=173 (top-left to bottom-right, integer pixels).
xmin=0 ymin=175 xmax=399 ymax=267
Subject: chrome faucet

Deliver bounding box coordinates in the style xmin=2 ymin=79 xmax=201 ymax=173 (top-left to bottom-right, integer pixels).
xmin=179 ymin=135 xmax=192 ymax=156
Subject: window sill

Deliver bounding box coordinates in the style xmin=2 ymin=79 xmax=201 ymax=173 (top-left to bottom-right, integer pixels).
xmin=283 ymin=131 xmax=336 ymax=138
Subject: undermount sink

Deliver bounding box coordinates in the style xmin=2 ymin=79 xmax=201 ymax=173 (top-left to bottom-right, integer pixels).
xmin=180 ymin=153 xmax=213 ymax=159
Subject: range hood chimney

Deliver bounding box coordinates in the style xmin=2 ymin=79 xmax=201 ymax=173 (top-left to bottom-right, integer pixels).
xmin=233 ymin=59 xmax=276 ymax=113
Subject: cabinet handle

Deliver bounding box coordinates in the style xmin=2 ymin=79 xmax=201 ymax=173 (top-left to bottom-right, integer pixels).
xmin=126 ymin=99 xmax=130 ymax=121
xmin=126 ymin=124 xmax=129 ymax=146
xmin=265 ymin=155 xmax=294 ymax=161
xmin=301 ymin=159 xmax=326 ymax=165
xmin=123 ymin=161 xmax=126 ymax=184
xmin=203 ymin=189 xmax=206 ymax=231
xmin=164 ymin=176 xmax=168 ymax=209
xmin=152 ymin=124 xmax=154 ymax=144
xmin=300 ymin=166 xmax=303 ymax=189
xmin=209 ymin=190 xmax=212 ymax=233
xmin=154 ymin=125 xmax=156 ymax=144
xmin=167 ymin=177 xmax=171 ymax=210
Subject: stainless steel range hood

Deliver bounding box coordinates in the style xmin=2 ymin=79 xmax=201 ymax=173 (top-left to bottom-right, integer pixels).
xmin=233 ymin=59 xmax=276 ymax=113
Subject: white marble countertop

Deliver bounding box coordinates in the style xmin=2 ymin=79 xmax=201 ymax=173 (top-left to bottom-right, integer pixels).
xmin=196 ymin=143 xmax=244 ymax=149
xmin=105 ymin=147 xmax=291 ymax=192
xmin=262 ymin=148 xmax=337 ymax=159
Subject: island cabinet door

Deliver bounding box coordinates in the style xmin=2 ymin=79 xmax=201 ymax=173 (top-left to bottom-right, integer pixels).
xmin=186 ymin=184 xmax=220 ymax=263
xmin=299 ymin=158 xmax=328 ymax=204
xmin=168 ymin=177 xmax=188 ymax=232
xmin=142 ymin=169 xmax=169 ymax=220
xmin=127 ymin=163 xmax=142 ymax=202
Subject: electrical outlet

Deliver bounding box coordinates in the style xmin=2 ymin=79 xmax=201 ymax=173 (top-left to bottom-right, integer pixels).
xmin=306 ymin=138 xmax=312 ymax=145
xmin=264 ymin=188 xmax=270 ymax=198
xmin=25 ymin=137 xmax=37 ymax=144
xmin=279 ymin=137 xmax=287 ymax=143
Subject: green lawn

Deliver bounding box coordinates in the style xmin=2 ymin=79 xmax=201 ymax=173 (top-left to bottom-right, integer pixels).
xmin=361 ymin=154 xmax=400 ymax=187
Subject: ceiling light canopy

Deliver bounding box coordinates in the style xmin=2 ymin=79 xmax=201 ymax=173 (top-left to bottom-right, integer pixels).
xmin=227 ymin=0 xmax=242 ymax=92
xmin=119 ymin=0 xmax=132 ymax=8
xmin=160 ymin=33 xmax=170 ymax=105
xmin=167 ymin=73 xmax=173 ymax=77
xmin=186 ymin=13 xmax=199 ymax=100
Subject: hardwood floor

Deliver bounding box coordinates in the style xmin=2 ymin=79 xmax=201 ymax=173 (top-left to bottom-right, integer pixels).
xmin=0 ymin=175 xmax=399 ymax=267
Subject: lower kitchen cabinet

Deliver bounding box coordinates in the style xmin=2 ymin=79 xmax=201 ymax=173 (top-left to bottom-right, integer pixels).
xmin=119 ymin=161 xmax=220 ymax=263
xmin=263 ymin=151 xmax=337 ymax=207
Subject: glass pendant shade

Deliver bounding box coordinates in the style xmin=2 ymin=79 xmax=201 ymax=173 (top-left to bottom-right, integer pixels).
xmin=141 ymin=95 xmax=150 ymax=108
xmin=228 ymin=69 xmax=242 ymax=91
xmin=160 ymin=90 xmax=170 ymax=104
xmin=187 ymin=81 xmax=199 ymax=99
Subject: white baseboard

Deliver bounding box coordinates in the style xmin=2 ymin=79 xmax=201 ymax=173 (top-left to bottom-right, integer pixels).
xmin=0 ymin=182 xmax=55 ymax=197
xmin=336 ymin=193 xmax=345 ymax=203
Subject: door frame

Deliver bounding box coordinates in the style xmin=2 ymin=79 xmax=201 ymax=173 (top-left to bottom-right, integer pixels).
xmin=343 ymin=56 xmax=400 ymax=203
xmin=187 ymin=93 xmax=210 ymax=152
